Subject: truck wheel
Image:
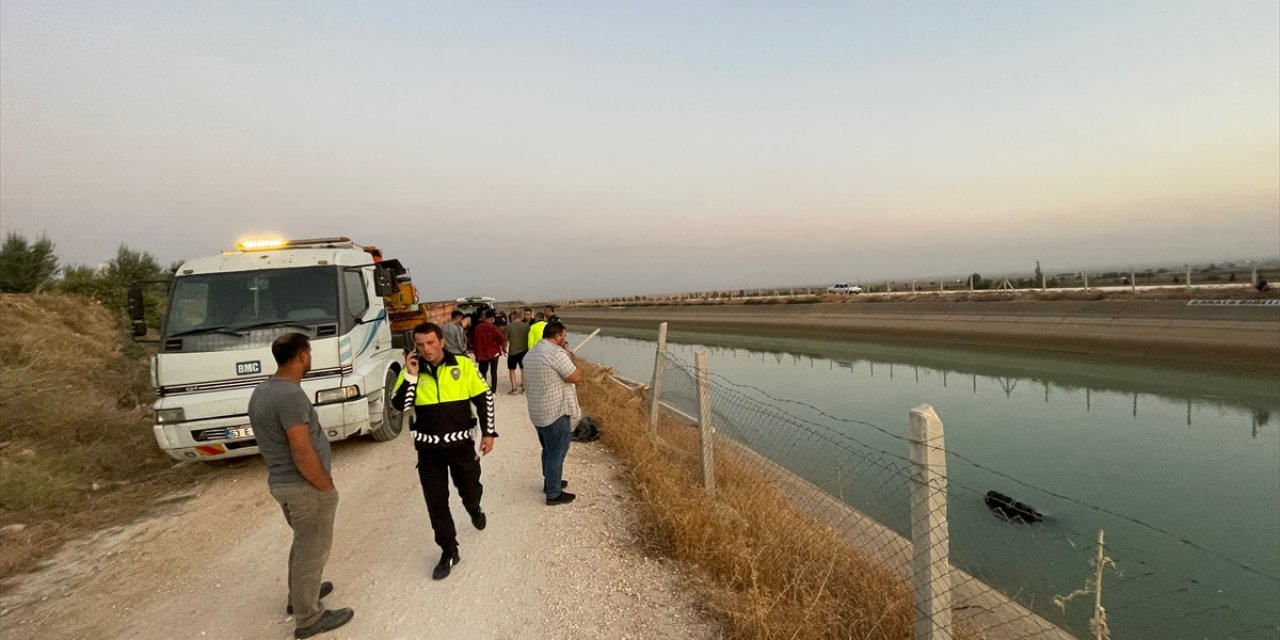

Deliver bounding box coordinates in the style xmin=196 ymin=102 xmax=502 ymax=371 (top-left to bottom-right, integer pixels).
xmin=370 ymin=369 xmax=404 ymax=442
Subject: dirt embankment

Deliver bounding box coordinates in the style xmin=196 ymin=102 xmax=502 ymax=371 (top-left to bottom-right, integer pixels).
xmin=563 ymin=300 xmax=1280 ymax=372
xmin=0 ymin=294 xmax=212 ymax=579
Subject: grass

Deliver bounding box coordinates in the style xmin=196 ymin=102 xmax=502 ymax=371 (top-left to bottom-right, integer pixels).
xmin=0 ymin=294 xmax=210 ymax=580
xmin=576 ymin=362 xmax=978 ymax=640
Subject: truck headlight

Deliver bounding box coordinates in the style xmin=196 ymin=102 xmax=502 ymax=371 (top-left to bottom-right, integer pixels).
xmin=315 ymin=385 xmax=360 ymax=405
xmin=156 ymin=407 xmax=185 ymax=423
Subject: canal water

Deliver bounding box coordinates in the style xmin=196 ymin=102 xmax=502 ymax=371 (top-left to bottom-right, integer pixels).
xmin=571 ymin=328 xmax=1280 ymax=640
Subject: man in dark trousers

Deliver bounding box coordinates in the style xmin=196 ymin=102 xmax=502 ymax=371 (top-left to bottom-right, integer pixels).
xmin=392 ymin=322 xmax=498 ymax=580
xmin=472 ymin=309 xmax=506 ymax=391
xmin=248 ymin=333 xmax=354 ymax=638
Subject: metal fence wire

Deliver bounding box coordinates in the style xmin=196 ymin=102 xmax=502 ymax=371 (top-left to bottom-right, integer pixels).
xmin=644 ymin=347 xmax=1280 ymax=640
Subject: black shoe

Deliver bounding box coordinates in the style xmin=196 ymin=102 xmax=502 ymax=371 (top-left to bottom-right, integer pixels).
xmin=286 ymin=581 xmax=333 ymax=614
xmin=546 ymin=491 xmax=576 ymax=506
xmin=432 ymin=549 xmax=460 ymax=580
xmin=470 ymin=509 xmax=487 ymax=530
xmin=294 ymin=608 xmax=354 ymax=639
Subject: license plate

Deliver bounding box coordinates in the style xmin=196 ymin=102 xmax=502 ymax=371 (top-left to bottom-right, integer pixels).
xmin=226 ymin=426 xmax=254 ymax=439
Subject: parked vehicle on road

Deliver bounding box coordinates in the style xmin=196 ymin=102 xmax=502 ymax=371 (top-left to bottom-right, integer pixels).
xmin=827 ymin=283 xmax=863 ymax=294
xmin=130 ymin=236 xmax=413 ymax=461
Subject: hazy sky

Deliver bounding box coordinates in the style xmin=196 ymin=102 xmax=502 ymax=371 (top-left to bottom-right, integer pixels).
xmin=2 ymin=1 xmax=1278 ymax=300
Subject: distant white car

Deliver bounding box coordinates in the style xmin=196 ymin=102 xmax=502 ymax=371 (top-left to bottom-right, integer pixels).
xmin=827 ymin=283 xmax=862 ymax=294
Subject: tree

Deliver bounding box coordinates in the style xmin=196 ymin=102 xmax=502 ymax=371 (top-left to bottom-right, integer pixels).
xmin=0 ymin=231 xmax=59 ymax=293
xmin=1034 ymin=260 xmax=1043 ymax=285
xmin=57 ymin=245 xmax=170 ymax=327
xmin=969 ymin=273 xmax=986 ymax=290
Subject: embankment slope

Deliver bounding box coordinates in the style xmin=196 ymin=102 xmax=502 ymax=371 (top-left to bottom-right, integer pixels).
xmin=563 ymin=300 xmax=1280 ymax=371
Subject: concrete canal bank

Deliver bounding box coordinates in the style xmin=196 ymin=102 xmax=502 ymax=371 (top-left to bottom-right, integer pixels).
xmin=562 ymin=300 xmax=1280 ymax=372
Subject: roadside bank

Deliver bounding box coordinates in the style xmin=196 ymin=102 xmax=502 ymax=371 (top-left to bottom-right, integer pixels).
xmin=563 ymin=300 xmax=1280 ymax=372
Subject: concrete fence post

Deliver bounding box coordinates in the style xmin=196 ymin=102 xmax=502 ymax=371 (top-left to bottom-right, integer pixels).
xmin=648 ymin=322 xmax=669 ymax=439
xmin=1082 ymin=271 xmax=1089 ymax=290
xmin=909 ymin=404 xmax=952 ymax=640
xmin=1185 ymin=264 xmax=1192 ymax=290
xmin=1130 ymin=268 xmax=1136 ymax=293
xmin=1251 ymin=262 xmax=1258 ymax=288
xmin=696 ymin=349 xmax=715 ymax=497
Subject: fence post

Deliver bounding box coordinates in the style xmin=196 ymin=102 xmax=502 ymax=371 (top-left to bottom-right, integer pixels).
xmin=696 ymin=349 xmax=715 ymax=496
xmin=909 ymin=404 xmax=952 ymax=640
xmin=1185 ymin=264 xmax=1192 ymax=290
xmin=1091 ymin=529 xmax=1109 ymax=640
xmin=1130 ymin=268 xmax=1136 ymax=293
xmin=1041 ymin=272 xmax=1046 ymax=291
xmin=648 ymin=322 xmax=669 ymax=439
xmin=1082 ymin=271 xmax=1089 ymax=290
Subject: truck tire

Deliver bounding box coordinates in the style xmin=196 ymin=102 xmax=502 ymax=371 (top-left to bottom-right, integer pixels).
xmin=370 ymin=369 xmax=404 ymax=442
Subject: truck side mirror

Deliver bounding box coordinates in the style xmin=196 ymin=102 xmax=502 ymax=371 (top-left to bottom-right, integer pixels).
xmin=127 ymin=285 xmax=148 ymax=337
xmin=373 ymin=268 xmax=397 ymax=297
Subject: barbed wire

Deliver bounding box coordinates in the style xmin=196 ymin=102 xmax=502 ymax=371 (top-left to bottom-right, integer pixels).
xmin=658 ymin=351 xmax=1280 ymax=585
xmin=641 ymin=348 xmax=1280 ymax=639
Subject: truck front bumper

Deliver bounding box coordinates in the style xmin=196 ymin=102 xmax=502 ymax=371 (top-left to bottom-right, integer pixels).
xmin=154 ymin=397 xmax=371 ymax=462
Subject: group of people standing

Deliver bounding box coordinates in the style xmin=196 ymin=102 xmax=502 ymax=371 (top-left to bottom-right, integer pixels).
xmin=247 ymin=304 xmax=578 ymax=638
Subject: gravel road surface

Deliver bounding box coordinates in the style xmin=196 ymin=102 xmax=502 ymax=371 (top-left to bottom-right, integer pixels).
xmin=0 ymin=385 xmax=721 ymax=640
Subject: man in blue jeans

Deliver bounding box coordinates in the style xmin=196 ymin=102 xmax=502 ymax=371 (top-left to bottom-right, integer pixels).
xmin=523 ymin=321 xmax=580 ymax=505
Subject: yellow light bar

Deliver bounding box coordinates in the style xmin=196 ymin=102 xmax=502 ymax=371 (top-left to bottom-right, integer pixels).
xmin=237 ymin=238 xmax=288 ymax=251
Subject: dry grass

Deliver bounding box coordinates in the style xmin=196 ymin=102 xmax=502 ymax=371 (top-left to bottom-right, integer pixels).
xmin=577 ymin=362 xmax=976 ymax=640
xmin=0 ymin=294 xmax=209 ymax=579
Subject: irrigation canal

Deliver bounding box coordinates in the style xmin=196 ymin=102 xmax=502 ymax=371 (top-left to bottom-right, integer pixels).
xmin=571 ymin=327 xmax=1280 ymax=640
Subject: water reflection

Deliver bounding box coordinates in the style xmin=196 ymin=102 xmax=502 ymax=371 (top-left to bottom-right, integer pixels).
xmin=574 ymin=328 xmax=1280 ymax=639
xmin=591 ymin=331 xmax=1280 ymax=436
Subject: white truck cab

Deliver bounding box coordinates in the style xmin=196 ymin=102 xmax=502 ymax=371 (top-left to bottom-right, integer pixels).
xmin=143 ymin=237 xmax=405 ymax=461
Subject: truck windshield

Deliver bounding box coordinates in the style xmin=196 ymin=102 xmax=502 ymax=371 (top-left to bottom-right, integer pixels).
xmin=164 ymin=267 xmax=340 ymax=339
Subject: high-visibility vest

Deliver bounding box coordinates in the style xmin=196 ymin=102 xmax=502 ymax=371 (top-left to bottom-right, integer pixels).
xmin=527 ymin=321 xmax=547 ymax=350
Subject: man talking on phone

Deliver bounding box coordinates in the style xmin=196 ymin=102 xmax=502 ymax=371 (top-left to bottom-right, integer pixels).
xmin=391 ymin=321 xmax=497 ymax=580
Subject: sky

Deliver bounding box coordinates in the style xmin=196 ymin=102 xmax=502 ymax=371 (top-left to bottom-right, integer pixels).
xmin=2 ymin=1 xmax=1278 ymax=300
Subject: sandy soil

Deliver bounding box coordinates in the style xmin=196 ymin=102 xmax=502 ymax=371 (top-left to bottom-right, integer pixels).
xmin=0 ymin=385 xmax=722 ymax=640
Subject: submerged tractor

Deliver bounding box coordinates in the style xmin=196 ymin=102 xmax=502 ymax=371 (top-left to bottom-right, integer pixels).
xmin=130 ymin=236 xmax=451 ymax=462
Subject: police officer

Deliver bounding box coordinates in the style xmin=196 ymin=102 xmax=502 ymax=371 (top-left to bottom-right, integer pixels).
xmin=392 ymin=321 xmax=497 ymax=580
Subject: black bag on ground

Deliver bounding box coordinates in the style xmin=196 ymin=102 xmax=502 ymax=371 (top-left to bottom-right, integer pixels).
xmin=572 ymin=417 xmax=601 ymax=442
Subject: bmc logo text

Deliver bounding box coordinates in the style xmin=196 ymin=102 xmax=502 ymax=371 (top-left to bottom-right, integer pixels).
xmin=236 ymin=361 xmax=262 ymax=376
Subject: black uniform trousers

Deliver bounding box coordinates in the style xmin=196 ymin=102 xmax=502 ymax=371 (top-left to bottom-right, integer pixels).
xmin=416 ymin=444 xmax=483 ymax=552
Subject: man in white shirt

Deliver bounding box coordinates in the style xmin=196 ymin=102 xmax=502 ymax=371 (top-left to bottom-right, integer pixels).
xmin=522 ymin=321 xmax=580 ymax=505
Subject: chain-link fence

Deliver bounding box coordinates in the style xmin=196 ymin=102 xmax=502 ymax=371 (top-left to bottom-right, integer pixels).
xmin=624 ymin=333 xmax=1279 ymax=639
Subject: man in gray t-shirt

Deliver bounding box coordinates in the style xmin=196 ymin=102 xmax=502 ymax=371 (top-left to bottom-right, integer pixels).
xmin=443 ymin=310 xmax=468 ymax=355
xmin=247 ymin=333 xmax=352 ymax=637
xmin=250 ymin=378 xmax=330 ymax=484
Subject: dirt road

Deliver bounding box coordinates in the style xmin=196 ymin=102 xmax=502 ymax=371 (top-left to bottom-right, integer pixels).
xmin=0 ymin=388 xmax=721 ymax=640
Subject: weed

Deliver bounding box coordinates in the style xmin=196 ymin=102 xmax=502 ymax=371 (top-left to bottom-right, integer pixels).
xmin=0 ymin=294 xmax=210 ymax=579
xmin=577 ymin=363 xmax=978 ymax=640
